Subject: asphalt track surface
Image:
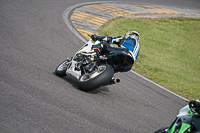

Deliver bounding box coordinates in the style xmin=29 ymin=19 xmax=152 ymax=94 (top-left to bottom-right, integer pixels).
xmin=0 ymin=0 xmax=199 ymax=133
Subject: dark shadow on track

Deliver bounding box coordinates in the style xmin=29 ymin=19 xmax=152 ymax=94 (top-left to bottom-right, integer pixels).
xmin=89 ymin=86 xmax=110 ymax=95
xmin=53 ymin=72 xmax=110 ymax=94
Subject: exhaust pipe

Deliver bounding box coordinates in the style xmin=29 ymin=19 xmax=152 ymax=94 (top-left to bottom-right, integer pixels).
xmin=106 ymin=78 xmax=120 ymax=85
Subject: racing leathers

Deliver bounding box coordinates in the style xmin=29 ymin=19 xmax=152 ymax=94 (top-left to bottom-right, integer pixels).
xmin=89 ymin=32 xmax=140 ymax=72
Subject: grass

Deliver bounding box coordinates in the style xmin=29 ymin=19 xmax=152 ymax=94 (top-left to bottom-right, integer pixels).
xmin=98 ymin=17 xmax=200 ymax=100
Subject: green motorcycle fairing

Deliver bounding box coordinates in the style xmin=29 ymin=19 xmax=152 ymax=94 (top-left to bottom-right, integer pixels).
xmin=164 ymin=105 xmax=194 ymax=133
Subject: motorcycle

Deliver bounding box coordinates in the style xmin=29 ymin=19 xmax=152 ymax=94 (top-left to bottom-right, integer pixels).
xmin=55 ymin=37 xmax=125 ymax=92
xmin=155 ymin=103 xmax=200 ymax=133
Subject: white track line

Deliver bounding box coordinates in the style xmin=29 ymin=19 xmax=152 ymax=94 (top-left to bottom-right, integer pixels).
xmin=130 ymin=70 xmax=188 ymax=101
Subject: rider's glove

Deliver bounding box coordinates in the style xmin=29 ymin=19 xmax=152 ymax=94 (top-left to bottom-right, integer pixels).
xmin=91 ymin=34 xmax=98 ymax=41
xmin=102 ymin=36 xmax=112 ymax=43
xmin=112 ymin=36 xmax=124 ymax=46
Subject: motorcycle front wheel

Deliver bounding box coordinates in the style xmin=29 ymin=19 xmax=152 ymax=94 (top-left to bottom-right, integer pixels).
xmin=77 ymin=64 xmax=114 ymax=92
xmin=55 ymin=60 xmax=70 ymax=77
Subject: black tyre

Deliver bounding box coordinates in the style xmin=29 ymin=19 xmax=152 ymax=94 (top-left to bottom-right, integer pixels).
xmin=77 ymin=64 xmax=114 ymax=92
xmin=55 ymin=60 xmax=69 ymax=77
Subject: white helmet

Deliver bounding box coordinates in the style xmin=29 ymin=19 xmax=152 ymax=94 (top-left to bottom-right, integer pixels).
xmin=124 ymin=30 xmax=140 ymax=41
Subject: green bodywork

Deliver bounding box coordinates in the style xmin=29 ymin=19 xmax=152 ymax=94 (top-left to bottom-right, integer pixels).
xmin=165 ymin=109 xmax=193 ymax=133
xmin=166 ymin=123 xmax=191 ymax=133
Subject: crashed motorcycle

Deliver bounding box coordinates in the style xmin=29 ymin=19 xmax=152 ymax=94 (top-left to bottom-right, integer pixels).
xmin=155 ymin=103 xmax=200 ymax=133
xmin=54 ymin=37 xmax=129 ymax=92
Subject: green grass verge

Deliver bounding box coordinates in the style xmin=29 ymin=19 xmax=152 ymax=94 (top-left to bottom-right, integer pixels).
xmin=98 ymin=17 xmax=200 ymax=100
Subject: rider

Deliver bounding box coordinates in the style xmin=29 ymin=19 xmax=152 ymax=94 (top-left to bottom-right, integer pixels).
xmin=189 ymin=98 xmax=200 ymax=132
xmin=82 ymin=30 xmax=140 ymax=72
xmin=189 ymin=98 xmax=200 ymax=116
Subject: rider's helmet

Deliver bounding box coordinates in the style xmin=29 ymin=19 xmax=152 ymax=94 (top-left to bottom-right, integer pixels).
xmin=189 ymin=99 xmax=200 ymax=116
xmin=124 ymin=30 xmax=140 ymax=41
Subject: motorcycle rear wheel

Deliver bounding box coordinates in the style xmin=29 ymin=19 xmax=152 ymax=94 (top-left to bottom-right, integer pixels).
xmin=77 ymin=64 xmax=114 ymax=92
xmin=55 ymin=60 xmax=69 ymax=77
